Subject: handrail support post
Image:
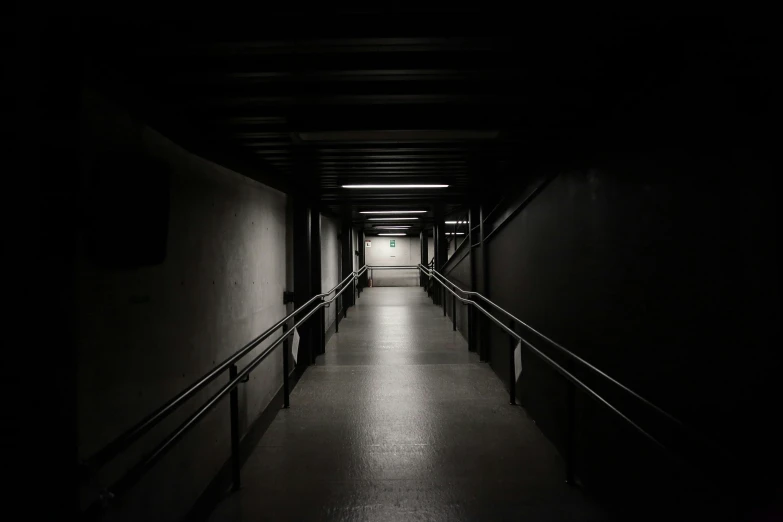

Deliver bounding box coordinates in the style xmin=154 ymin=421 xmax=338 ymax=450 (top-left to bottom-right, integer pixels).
xmin=282 ymin=323 xmax=290 ymax=409
xmin=229 ymin=364 xmax=241 ymax=491
xmin=566 ymin=362 xmax=576 ymax=485
xmin=452 ymin=294 xmax=456 ymax=331
xmin=443 ymin=285 xmax=446 ymax=316
xmin=508 ymin=322 xmax=516 ymax=405
xmin=320 ymin=305 xmax=326 ymax=357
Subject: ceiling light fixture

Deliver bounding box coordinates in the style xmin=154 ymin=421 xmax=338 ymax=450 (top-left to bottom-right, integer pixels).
xmin=378 ymin=233 xmax=406 ymax=236
xmin=445 ymin=221 xmax=467 ymax=224
xmin=360 ymin=210 xmax=427 ymax=214
xmin=343 ymin=184 xmax=448 ymax=189
xmin=298 ymin=130 xmax=499 ymax=142
xmin=368 ymin=217 xmax=419 ymax=221
xmin=446 ymin=232 xmax=466 ymax=235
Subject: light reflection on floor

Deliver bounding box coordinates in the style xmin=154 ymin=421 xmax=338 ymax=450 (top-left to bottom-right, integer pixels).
xmin=208 ymin=287 xmax=607 ymax=521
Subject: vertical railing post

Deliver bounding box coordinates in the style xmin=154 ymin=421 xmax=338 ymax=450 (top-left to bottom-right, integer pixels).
xmin=565 ymin=361 xmax=576 ymax=485
xmin=229 ymin=364 xmax=241 ymax=491
xmin=452 ymin=294 xmax=456 ymax=331
xmin=282 ymin=323 xmax=290 ymax=409
xmin=335 ymin=295 xmax=340 ymax=334
xmin=478 ymin=308 xmax=486 ymax=362
xmin=508 ymin=322 xmax=516 ymax=405
xmin=321 ymin=305 xmax=326 ymax=355
xmin=442 ymin=285 xmax=446 ymax=316
xmin=468 ymin=305 xmax=475 ymax=352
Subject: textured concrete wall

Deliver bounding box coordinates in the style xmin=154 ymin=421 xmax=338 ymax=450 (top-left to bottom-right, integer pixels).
xmin=77 ymin=88 xmax=289 ymax=522
xmin=447 ymin=237 xmax=456 ymax=258
xmin=485 ymin=164 xmax=779 ymax=515
xmin=365 ymin=235 xmax=419 ymax=286
xmin=320 ymin=214 xmax=340 ymax=330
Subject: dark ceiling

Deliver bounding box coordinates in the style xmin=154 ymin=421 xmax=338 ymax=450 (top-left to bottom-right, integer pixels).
xmin=82 ymin=13 xmax=761 ymax=237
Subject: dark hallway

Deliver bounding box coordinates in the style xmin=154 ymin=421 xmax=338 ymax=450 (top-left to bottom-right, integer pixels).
xmin=208 ymin=287 xmax=605 ymax=521
xmin=15 ymin=11 xmax=777 ymax=522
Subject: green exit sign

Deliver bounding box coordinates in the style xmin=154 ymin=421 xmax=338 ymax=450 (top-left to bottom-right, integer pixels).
xmin=390 ymin=239 xmax=396 ymax=247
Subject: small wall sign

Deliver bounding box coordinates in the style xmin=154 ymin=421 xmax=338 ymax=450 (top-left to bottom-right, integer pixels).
xmin=365 ymin=240 xmax=371 ymax=247
xmin=390 ymin=239 xmax=396 ymax=247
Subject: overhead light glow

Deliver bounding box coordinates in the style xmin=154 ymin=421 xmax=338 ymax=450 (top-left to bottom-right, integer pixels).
xmin=299 ymin=130 xmax=499 ymax=142
xmin=368 ymin=217 xmax=419 ymax=221
xmin=445 ymin=221 xmax=467 ymax=224
xmin=446 ymin=232 xmax=465 ymax=235
xmin=343 ymin=184 xmax=449 ymax=189
xmin=378 ymin=233 xmax=406 ymax=236
xmin=360 ymin=210 xmax=427 ymax=214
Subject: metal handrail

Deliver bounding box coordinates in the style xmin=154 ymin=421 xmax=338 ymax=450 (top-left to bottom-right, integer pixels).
xmin=418 ymin=263 xmax=734 ymax=481
xmin=84 ymin=270 xmax=359 ymax=471
xmin=423 ymin=267 xmax=683 ymax=428
xmin=82 ymin=265 xmax=369 ymax=517
xmin=83 ymin=271 xmax=362 ymax=474
xmin=417 ymin=265 xmax=668 ymax=451
xmin=366 ymin=265 xmax=422 ymax=287
xmin=367 ymin=265 xmax=420 ymax=269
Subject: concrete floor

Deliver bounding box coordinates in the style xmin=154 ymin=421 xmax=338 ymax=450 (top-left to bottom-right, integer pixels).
xmin=208 ymin=287 xmax=607 ymax=521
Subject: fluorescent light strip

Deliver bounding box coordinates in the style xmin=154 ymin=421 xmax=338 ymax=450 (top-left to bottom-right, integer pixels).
xmin=445 ymin=221 xmax=467 ymax=224
xmin=343 ymin=184 xmax=449 ymax=189
xmin=378 ymin=233 xmax=406 ymax=236
xmin=360 ymin=210 xmax=427 ymax=214
xmin=368 ymin=217 xmax=419 ymax=221
xmin=446 ymin=232 xmax=465 ymax=235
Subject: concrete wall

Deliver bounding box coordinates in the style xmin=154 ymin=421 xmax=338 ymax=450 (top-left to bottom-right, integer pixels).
xmin=447 ymin=236 xmax=462 ymax=258
xmin=320 ymin=214 xmax=340 ymax=331
xmin=484 ymin=161 xmax=778 ymax=518
xmin=365 ymin=235 xmax=420 ymax=286
xmin=77 ymin=88 xmax=289 ymax=522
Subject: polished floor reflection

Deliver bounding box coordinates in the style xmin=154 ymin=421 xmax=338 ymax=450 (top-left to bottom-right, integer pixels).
xmin=208 ymin=287 xmax=607 ymax=521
